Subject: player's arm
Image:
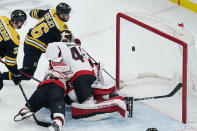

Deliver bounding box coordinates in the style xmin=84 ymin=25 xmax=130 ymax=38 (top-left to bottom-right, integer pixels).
xmin=5 ymin=40 xmax=19 ymax=74
xmin=29 ymin=9 xmax=49 ymax=20
xmin=5 ymin=40 xmax=21 ymax=85
xmin=46 ymin=42 xmax=61 ymax=61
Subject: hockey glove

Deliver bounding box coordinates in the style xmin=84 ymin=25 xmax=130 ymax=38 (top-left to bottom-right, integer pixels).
xmin=11 ymin=73 xmax=22 ymax=85
xmin=94 ymin=62 xmax=104 ymax=85
xmin=74 ymin=38 xmax=81 ymax=46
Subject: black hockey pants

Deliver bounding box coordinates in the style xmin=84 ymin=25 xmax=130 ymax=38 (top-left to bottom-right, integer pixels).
xmin=27 ymin=83 xmax=65 ymax=116
xmin=73 ymin=74 xmax=96 ymax=104
xmin=20 ymin=43 xmax=42 ymax=80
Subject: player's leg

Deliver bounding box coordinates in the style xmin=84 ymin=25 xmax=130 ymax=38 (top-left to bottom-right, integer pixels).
xmin=14 ymin=84 xmax=51 ymax=121
xmin=20 ymin=43 xmax=42 ymax=80
xmin=0 ymin=71 xmax=3 ymax=90
xmin=48 ymin=83 xmax=65 ymax=131
xmin=0 ymin=53 xmax=4 ymax=90
xmin=73 ymin=74 xmax=96 ymax=103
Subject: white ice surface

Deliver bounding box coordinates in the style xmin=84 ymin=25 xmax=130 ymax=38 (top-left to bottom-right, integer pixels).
xmin=1 ymin=0 xmax=197 ymax=131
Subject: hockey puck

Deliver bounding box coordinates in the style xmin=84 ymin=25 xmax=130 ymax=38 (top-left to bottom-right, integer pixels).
xmin=132 ymin=46 xmax=135 ymax=51
xmin=146 ymin=128 xmax=158 ymax=131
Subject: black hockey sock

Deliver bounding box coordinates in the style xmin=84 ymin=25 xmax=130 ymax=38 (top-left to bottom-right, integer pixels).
xmin=0 ymin=72 xmax=3 ymax=90
xmin=2 ymin=72 xmax=9 ymax=80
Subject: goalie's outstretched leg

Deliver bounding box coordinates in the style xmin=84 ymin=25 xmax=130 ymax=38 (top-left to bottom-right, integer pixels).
xmin=71 ymin=96 xmax=129 ymax=120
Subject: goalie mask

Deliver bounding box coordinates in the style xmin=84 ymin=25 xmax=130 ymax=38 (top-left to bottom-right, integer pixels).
xmin=61 ymin=30 xmax=72 ymax=42
xmin=49 ymin=60 xmax=73 ymax=80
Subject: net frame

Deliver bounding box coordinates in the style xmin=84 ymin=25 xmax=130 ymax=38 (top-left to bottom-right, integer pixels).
xmin=116 ymin=12 xmax=188 ymax=123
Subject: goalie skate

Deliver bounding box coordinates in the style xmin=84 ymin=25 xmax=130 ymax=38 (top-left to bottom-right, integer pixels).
xmin=124 ymin=97 xmax=133 ymax=118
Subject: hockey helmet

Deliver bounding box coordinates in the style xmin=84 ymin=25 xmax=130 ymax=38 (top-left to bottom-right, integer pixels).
xmin=11 ymin=9 xmax=27 ymax=24
xmin=56 ymin=3 xmax=71 ymax=15
xmin=61 ymin=30 xmax=72 ymax=42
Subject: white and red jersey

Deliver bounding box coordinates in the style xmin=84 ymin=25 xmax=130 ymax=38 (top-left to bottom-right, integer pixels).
xmin=46 ymin=42 xmax=95 ymax=82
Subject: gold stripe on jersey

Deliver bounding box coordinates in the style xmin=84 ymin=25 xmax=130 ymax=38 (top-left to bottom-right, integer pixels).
xmin=0 ymin=16 xmax=20 ymax=46
xmin=0 ymin=56 xmax=2 ymax=59
xmin=49 ymin=9 xmax=68 ymax=32
xmin=35 ymin=9 xmax=39 ymax=19
xmin=0 ymin=35 xmax=3 ymax=42
xmin=30 ymin=9 xmax=39 ymax=19
xmin=5 ymin=55 xmax=17 ymax=66
xmin=25 ymin=35 xmax=47 ymax=52
xmin=31 ymin=9 xmax=35 ymax=18
xmin=8 ymin=72 xmax=12 ymax=80
xmin=27 ymin=35 xmax=47 ymax=48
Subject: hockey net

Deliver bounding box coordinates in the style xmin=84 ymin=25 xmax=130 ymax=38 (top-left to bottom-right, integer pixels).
xmin=116 ymin=12 xmax=197 ymax=123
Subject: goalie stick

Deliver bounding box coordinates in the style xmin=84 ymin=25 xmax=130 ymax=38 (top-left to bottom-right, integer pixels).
xmin=124 ymin=83 xmax=182 ymax=118
xmin=81 ymin=48 xmax=115 ymax=80
xmin=15 ymin=83 xmax=51 ymax=127
xmin=134 ymin=83 xmax=182 ymax=101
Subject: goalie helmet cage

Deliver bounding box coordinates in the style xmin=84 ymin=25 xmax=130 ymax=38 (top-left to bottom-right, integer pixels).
xmin=116 ymin=12 xmax=197 ymax=124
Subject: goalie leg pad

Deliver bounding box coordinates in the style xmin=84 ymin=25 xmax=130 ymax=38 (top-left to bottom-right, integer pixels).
xmin=71 ymin=96 xmax=128 ymax=120
xmin=91 ymin=82 xmax=116 ymax=96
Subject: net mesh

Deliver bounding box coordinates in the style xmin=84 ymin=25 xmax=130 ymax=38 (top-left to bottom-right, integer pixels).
xmin=118 ymin=12 xmax=197 ymax=123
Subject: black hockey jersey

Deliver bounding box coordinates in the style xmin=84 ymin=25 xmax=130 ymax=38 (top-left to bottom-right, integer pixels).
xmin=0 ymin=16 xmax=20 ymax=74
xmin=25 ymin=9 xmax=69 ymax=52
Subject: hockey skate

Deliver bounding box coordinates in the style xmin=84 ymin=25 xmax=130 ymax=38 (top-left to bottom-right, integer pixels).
xmin=124 ymin=97 xmax=133 ymax=118
xmin=14 ymin=108 xmax=34 ymax=122
xmin=48 ymin=121 xmax=60 ymax=131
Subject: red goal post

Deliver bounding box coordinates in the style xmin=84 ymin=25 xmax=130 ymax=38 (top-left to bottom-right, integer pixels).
xmin=116 ymin=12 xmax=197 ymax=123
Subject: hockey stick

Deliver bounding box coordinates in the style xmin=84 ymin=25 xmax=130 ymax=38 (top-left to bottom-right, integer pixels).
xmin=19 ymin=71 xmax=41 ymax=83
xmin=81 ymin=48 xmax=116 ymax=81
xmin=17 ymin=83 xmax=51 ymax=127
xmin=133 ymin=83 xmax=182 ymax=101
xmin=124 ymin=83 xmax=182 ymax=118
xmin=0 ymin=60 xmax=49 ymax=126
xmin=81 ymin=48 xmax=127 ymax=88
xmin=0 ymin=60 xmax=41 ymax=83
